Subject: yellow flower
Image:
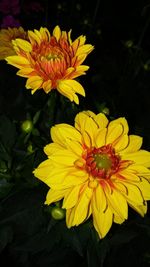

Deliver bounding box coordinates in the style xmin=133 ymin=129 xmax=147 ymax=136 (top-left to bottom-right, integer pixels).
xmin=33 ymin=111 xmax=150 ymax=239
xmin=5 ymin=26 xmax=94 ymax=104
xmin=0 ymin=27 xmax=27 ymax=60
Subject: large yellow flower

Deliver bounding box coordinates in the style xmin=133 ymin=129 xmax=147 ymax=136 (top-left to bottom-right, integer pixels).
xmin=33 ymin=110 xmax=150 ymax=238
xmin=0 ymin=27 xmax=27 ymax=60
xmin=5 ymin=26 xmax=94 ymax=104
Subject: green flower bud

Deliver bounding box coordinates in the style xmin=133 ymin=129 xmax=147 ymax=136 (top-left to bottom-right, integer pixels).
xmin=102 ymin=107 xmax=110 ymax=115
xmin=21 ymin=120 xmax=33 ymax=133
xmin=125 ymin=40 xmax=133 ymax=48
xmin=27 ymin=143 xmax=34 ymax=154
xmin=51 ymin=206 xmax=66 ymax=220
xmin=143 ymin=64 xmax=150 ymax=71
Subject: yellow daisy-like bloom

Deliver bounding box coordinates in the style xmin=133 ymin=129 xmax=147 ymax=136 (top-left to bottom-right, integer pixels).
xmin=0 ymin=27 xmax=27 ymax=60
xmin=5 ymin=26 xmax=94 ymax=104
xmin=33 ymin=110 xmax=150 ymax=238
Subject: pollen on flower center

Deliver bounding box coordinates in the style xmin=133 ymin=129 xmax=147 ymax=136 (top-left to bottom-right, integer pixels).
xmin=47 ymin=53 xmax=59 ymax=60
xmin=83 ymin=144 xmax=120 ymax=179
xmin=41 ymin=52 xmax=61 ymax=62
xmin=93 ymin=153 xmax=112 ymax=170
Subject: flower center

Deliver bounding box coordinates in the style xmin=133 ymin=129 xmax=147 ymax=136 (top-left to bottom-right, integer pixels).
xmin=31 ymin=40 xmax=71 ymax=86
xmin=40 ymin=46 xmax=63 ymax=61
xmin=46 ymin=53 xmax=59 ymax=60
xmin=83 ymin=144 xmax=120 ymax=179
xmin=93 ymin=153 xmax=112 ymax=170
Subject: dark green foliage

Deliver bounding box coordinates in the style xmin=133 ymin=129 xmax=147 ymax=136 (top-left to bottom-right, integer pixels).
xmin=0 ymin=0 xmax=150 ymax=266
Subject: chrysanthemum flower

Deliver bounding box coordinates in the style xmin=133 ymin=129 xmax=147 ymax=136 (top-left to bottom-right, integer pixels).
xmin=33 ymin=110 xmax=150 ymax=238
xmin=0 ymin=26 xmax=27 ymax=60
xmin=5 ymin=26 xmax=94 ymax=104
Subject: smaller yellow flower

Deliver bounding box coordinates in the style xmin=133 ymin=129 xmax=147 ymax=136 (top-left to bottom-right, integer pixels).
xmin=5 ymin=26 xmax=94 ymax=104
xmin=0 ymin=27 xmax=27 ymax=60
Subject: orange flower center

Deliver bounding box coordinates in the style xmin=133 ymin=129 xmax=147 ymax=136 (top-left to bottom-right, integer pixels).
xmin=31 ymin=37 xmax=72 ymax=87
xmin=83 ymin=144 xmax=120 ymax=179
xmin=32 ymin=42 xmax=64 ymax=62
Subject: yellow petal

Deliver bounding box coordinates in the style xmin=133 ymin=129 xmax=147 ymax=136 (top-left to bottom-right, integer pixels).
xmin=13 ymin=38 xmax=32 ymax=52
xmin=75 ymin=110 xmax=96 ymax=133
xmin=94 ymin=113 xmax=109 ymax=129
xmin=109 ymin=117 xmax=129 ymax=135
xmin=65 ymin=68 xmax=88 ymax=80
xmin=121 ymin=135 xmax=143 ymax=154
xmin=44 ymin=143 xmax=64 ymax=156
xmin=95 ymin=128 xmax=107 ymax=148
xmin=6 ymin=55 xmax=29 ymax=68
xmin=43 ymin=80 xmax=52 ymax=93
xmin=26 ymin=76 xmax=43 ymax=90
xmin=75 ymin=54 xmax=87 ymax=65
xmin=83 ymin=116 xmax=98 ymax=146
xmin=28 ymin=30 xmax=41 ymax=45
xmin=49 ymin=169 xmax=88 ymax=190
xmin=82 ymin=130 xmax=92 ymax=147
xmin=105 ymin=188 xmax=128 ymax=220
xmin=118 ymin=169 xmax=141 ymax=182
xmin=121 ymin=182 xmax=144 ymax=205
xmin=66 ymin=208 xmax=76 ymax=228
xmin=17 ymin=67 xmax=35 ymax=77
xmin=76 ymin=65 xmax=89 ymax=72
xmin=53 ymin=25 xmax=61 ymax=41
xmin=65 ymin=138 xmax=83 ymax=156
xmin=49 ymin=149 xmax=78 ymax=166
xmin=82 ymin=110 xmax=96 ymax=117
xmin=113 ymin=134 xmax=129 ymax=152
xmin=138 ymin=178 xmax=150 ymax=200
xmin=71 ymin=187 xmax=92 ymax=226
xmin=68 ymin=29 xmax=72 ymax=44
xmin=78 ymin=35 xmax=86 ymax=46
xmin=57 ymin=80 xmax=77 ymax=103
xmin=45 ymin=188 xmax=68 ymax=205
xmin=34 ymin=29 xmax=42 ymax=40
xmin=93 ymin=184 xmax=107 ymax=212
xmin=42 ymin=167 xmax=69 ymax=187
xmin=33 ymin=159 xmax=54 ymax=181
xmin=128 ymin=201 xmax=147 ymax=217
xmin=127 ymin=164 xmax=150 ymax=177
xmin=64 ymin=67 xmax=75 ymax=77
xmin=58 ymin=79 xmax=85 ymax=96
xmin=113 ymin=213 xmax=125 ymax=224
xmin=50 ymin=126 xmax=66 ymax=148
xmin=51 ymin=124 xmax=82 ymax=146
xmin=40 ymin=27 xmax=50 ymax=41
xmin=71 ymin=39 xmax=80 ymax=55
xmin=72 ymin=94 xmax=80 ymax=104
xmin=114 ymin=181 xmax=128 ymax=194
xmin=76 ymin=44 xmax=94 ymax=56
xmin=63 ymin=185 xmax=81 ymax=209
xmin=121 ymin=150 xmax=150 ymax=167
xmin=92 ymin=204 xmax=113 ymax=239
xmin=61 ymin=31 xmax=67 ymax=39
xmin=75 ymin=112 xmax=89 ymax=132
xmin=106 ymin=124 xmax=123 ymax=144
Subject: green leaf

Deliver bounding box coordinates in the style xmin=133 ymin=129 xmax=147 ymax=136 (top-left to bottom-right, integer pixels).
xmin=0 ymin=226 xmax=13 ymax=252
xmin=109 ymin=226 xmax=137 ymax=246
xmin=60 ymin=223 xmax=83 ymax=256
xmin=0 ymin=179 xmax=13 ymax=198
xmin=87 ymin=239 xmax=99 ymax=267
xmin=33 ymin=110 xmax=41 ymax=125
xmin=0 ymin=142 xmax=11 ymax=162
xmin=0 ymin=115 xmax=16 ymax=149
xmin=14 ymin=224 xmax=61 ymax=253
